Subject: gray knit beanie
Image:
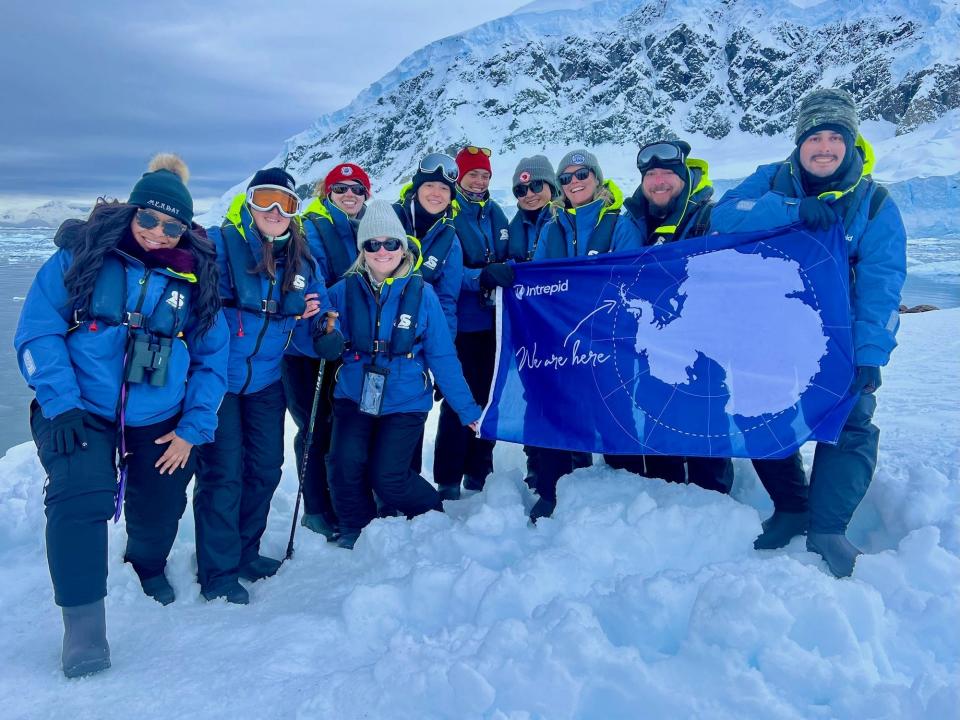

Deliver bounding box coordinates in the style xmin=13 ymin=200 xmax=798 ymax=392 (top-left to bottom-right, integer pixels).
xmin=794 ymin=88 xmax=859 ymax=145
xmin=512 ymin=155 xmax=560 ymax=197
xmin=556 ymin=149 xmax=603 ymax=185
xmin=356 ymin=199 xmax=408 ymax=250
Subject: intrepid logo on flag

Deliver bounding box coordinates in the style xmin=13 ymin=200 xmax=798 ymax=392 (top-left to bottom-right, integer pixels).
xmin=481 ymin=225 xmax=858 ymax=459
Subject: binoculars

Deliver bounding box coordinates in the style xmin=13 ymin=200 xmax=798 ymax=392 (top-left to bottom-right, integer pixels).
xmin=125 ymin=332 xmax=173 ymax=387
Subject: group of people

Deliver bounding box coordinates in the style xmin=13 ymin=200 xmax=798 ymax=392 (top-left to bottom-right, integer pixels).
xmin=15 ymin=87 xmax=906 ymax=679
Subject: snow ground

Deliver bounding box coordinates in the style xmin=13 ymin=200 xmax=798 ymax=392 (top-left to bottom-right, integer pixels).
xmin=0 ymin=309 xmax=958 ymax=719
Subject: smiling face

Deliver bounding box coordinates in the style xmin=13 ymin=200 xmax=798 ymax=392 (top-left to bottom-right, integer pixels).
xmin=251 ymin=207 xmax=292 ymax=237
xmin=130 ymin=209 xmax=183 ymax=252
xmin=460 ymin=169 xmax=491 ymax=195
xmin=560 ymin=165 xmax=598 ymax=208
xmin=329 ymin=180 xmax=365 ymax=217
xmin=798 ymin=130 xmax=847 ymax=178
xmin=641 ymin=168 xmax=685 ymax=210
xmin=518 ymin=183 xmax=553 ymax=211
xmin=417 ymin=181 xmax=452 ymax=214
xmin=364 ymin=237 xmax=403 ymax=282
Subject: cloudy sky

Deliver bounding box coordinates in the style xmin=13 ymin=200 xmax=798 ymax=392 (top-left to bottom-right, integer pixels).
xmin=1 ymin=0 xmax=529 ymax=207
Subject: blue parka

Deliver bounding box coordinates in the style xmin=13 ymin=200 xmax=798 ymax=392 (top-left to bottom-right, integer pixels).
xmin=393 ymin=186 xmax=463 ymax=339
xmin=452 ymin=189 xmax=510 ymax=333
xmin=710 ymin=136 xmax=907 ymax=367
xmin=328 ymin=268 xmax=481 ymax=423
xmin=300 ymin=196 xmax=360 ymax=287
xmin=507 ymin=204 xmax=556 ymax=261
xmin=14 ymin=230 xmax=229 ymax=446
xmin=614 ymin=158 xmax=715 ymax=246
xmin=533 ymin=180 xmax=642 ymax=259
xmin=208 ymin=195 xmax=330 ymax=395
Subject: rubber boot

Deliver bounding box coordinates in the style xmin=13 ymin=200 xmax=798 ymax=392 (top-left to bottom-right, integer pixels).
xmin=301 ymin=513 xmax=340 ymax=542
xmin=238 ymin=555 xmax=282 ymax=582
xmin=807 ymin=532 xmax=861 ymax=578
xmin=529 ymin=496 xmax=557 ymax=524
xmin=754 ymin=510 xmax=810 ymax=550
xmin=61 ymin=599 xmax=111 ymax=679
xmin=462 ymin=474 xmax=486 ymax=492
xmin=337 ymin=531 xmax=360 ymax=550
xmin=140 ymin=574 xmax=176 ymax=606
xmin=201 ymin=579 xmax=250 ymax=604
xmin=437 ymin=485 xmax=461 ymax=502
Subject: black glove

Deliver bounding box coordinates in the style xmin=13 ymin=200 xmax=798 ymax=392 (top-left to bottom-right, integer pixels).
xmin=850 ymin=366 xmax=882 ymax=394
xmin=797 ymin=197 xmax=838 ymax=231
xmin=479 ymin=262 xmax=515 ymax=290
xmin=313 ymin=328 xmax=345 ymax=361
xmin=50 ymin=408 xmax=89 ymax=454
xmin=433 ymin=386 xmax=443 ymax=403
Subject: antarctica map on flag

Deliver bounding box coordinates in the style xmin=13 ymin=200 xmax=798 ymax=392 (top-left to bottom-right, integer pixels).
xmin=479 ymin=224 xmax=859 ymax=459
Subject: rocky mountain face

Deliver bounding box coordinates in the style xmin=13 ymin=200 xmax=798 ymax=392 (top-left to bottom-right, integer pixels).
xmin=274 ymin=0 xmax=959 ymax=191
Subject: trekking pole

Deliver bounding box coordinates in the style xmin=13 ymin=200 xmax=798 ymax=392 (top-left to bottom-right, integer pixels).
xmin=285 ymin=311 xmax=338 ymax=561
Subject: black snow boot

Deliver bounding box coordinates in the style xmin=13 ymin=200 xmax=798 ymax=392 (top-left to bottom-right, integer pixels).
xmin=437 ymin=484 xmax=461 ymax=502
xmin=807 ymin=532 xmax=862 ymax=578
xmin=140 ymin=573 xmax=176 ymax=606
xmin=301 ymin=513 xmax=340 ymax=542
xmin=202 ymin=579 xmax=250 ymax=605
xmin=754 ymin=510 xmax=810 ymax=550
xmin=238 ymin=555 xmax=282 ymax=582
xmin=61 ymin=599 xmax=111 ymax=679
xmin=337 ymin=531 xmax=360 ymax=550
xmin=463 ymin=474 xmax=486 ymax=492
xmin=529 ymin=497 xmax=556 ymax=524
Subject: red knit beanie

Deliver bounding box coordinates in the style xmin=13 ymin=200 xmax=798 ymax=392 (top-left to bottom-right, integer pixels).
xmin=323 ymin=163 xmax=371 ymax=194
xmin=455 ymin=146 xmax=492 ymax=178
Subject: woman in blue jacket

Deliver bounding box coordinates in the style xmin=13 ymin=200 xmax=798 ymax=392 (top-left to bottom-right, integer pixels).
xmin=284 ymin=162 xmax=371 ymax=541
xmin=528 ymin=149 xmax=642 ymax=521
xmin=14 ymin=154 xmax=228 ymax=677
xmin=195 ymin=168 xmax=327 ymax=604
xmin=320 ymin=200 xmax=481 ymax=550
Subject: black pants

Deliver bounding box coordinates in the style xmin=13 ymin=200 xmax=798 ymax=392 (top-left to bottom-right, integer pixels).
xmin=281 ymin=355 xmax=338 ymax=523
xmin=327 ymin=399 xmax=441 ymax=534
xmin=122 ymin=413 xmax=195 ymax=580
xmin=752 ymin=453 xmax=809 ymax=513
xmin=31 ymin=403 xmax=193 ymax=606
xmin=194 ymin=381 xmax=286 ymax=592
xmin=606 ymin=454 xmax=733 ymax=493
xmin=433 ymin=329 xmax=496 ymax=488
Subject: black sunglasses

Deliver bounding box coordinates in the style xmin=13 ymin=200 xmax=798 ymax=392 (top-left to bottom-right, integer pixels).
xmin=557 ymin=167 xmax=593 ymax=186
xmin=135 ymin=209 xmax=186 ymax=239
xmin=512 ymin=180 xmax=548 ymax=198
xmin=636 ymin=142 xmax=685 ymax=171
xmin=330 ymin=183 xmax=368 ymax=197
xmin=362 ymin=238 xmax=403 ymax=253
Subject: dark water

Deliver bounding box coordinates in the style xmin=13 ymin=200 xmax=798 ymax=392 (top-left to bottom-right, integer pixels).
xmin=1 ymin=229 xmax=957 ymax=456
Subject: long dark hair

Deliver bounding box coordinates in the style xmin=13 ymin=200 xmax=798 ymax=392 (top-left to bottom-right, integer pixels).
xmin=60 ymin=199 xmax=221 ymax=336
xmin=248 ymin=216 xmax=312 ymax=293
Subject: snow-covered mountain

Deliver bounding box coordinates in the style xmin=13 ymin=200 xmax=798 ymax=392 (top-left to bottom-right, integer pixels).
xmin=0 ymin=199 xmax=92 ymax=229
xmin=213 ymin=0 xmax=959 ymax=218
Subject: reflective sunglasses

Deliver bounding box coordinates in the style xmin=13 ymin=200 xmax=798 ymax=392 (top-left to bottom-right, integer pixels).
xmin=135 ymin=208 xmax=186 ymax=239
xmin=512 ymin=179 xmax=547 ymax=198
xmin=330 ymin=182 xmax=368 ymax=197
xmin=636 ymin=142 xmax=685 ymax=171
xmin=362 ymin=238 xmax=403 ymax=253
xmin=557 ymin=167 xmax=593 ymax=186
xmin=418 ymin=152 xmax=459 ymax=182
xmin=246 ymin=185 xmax=300 ymax=217
xmin=464 ymin=145 xmax=492 ymax=157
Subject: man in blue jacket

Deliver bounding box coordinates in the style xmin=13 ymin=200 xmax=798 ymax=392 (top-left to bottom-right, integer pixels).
xmin=711 ymin=88 xmax=907 ymax=577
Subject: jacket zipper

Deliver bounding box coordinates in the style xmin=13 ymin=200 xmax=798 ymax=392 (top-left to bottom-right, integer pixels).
xmin=239 ymin=277 xmax=276 ymax=395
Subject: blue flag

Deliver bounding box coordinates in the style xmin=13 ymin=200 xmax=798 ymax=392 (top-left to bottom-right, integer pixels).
xmin=479 ymin=224 xmax=857 ymax=459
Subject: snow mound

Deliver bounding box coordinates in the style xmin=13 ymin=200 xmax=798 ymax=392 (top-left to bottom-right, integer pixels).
xmin=0 ymin=309 xmax=958 ymax=719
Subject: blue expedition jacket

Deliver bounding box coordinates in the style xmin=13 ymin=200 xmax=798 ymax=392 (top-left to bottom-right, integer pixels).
xmin=15 ymin=240 xmax=229 ymax=446
xmin=452 ymin=189 xmax=510 ymax=333
xmin=328 ymin=271 xmax=482 ymax=424
xmin=710 ymin=137 xmax=907 ymax=367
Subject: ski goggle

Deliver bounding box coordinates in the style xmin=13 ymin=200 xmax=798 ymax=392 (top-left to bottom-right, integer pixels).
xmin=329 ymin=183 xmax=368 ymax=197
xmin=464 ymin=146 xmax=492 ymax=157
xmin=418 ymin=153 xmax=459 ymax=182
xmin=512 ymin=180 xmax=547 ymax=198
xmin=558 ymin=167 xmax=593 ymax=186
xmin=636 ymin=142 xmax=685 ymax=172
xmin=362 ymin=238 xmax=403 ymax=253
xmin=135 ymin=209 xmax=186 ymax=239
xmin=246 ymin=185 xmax=300 ymax=217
